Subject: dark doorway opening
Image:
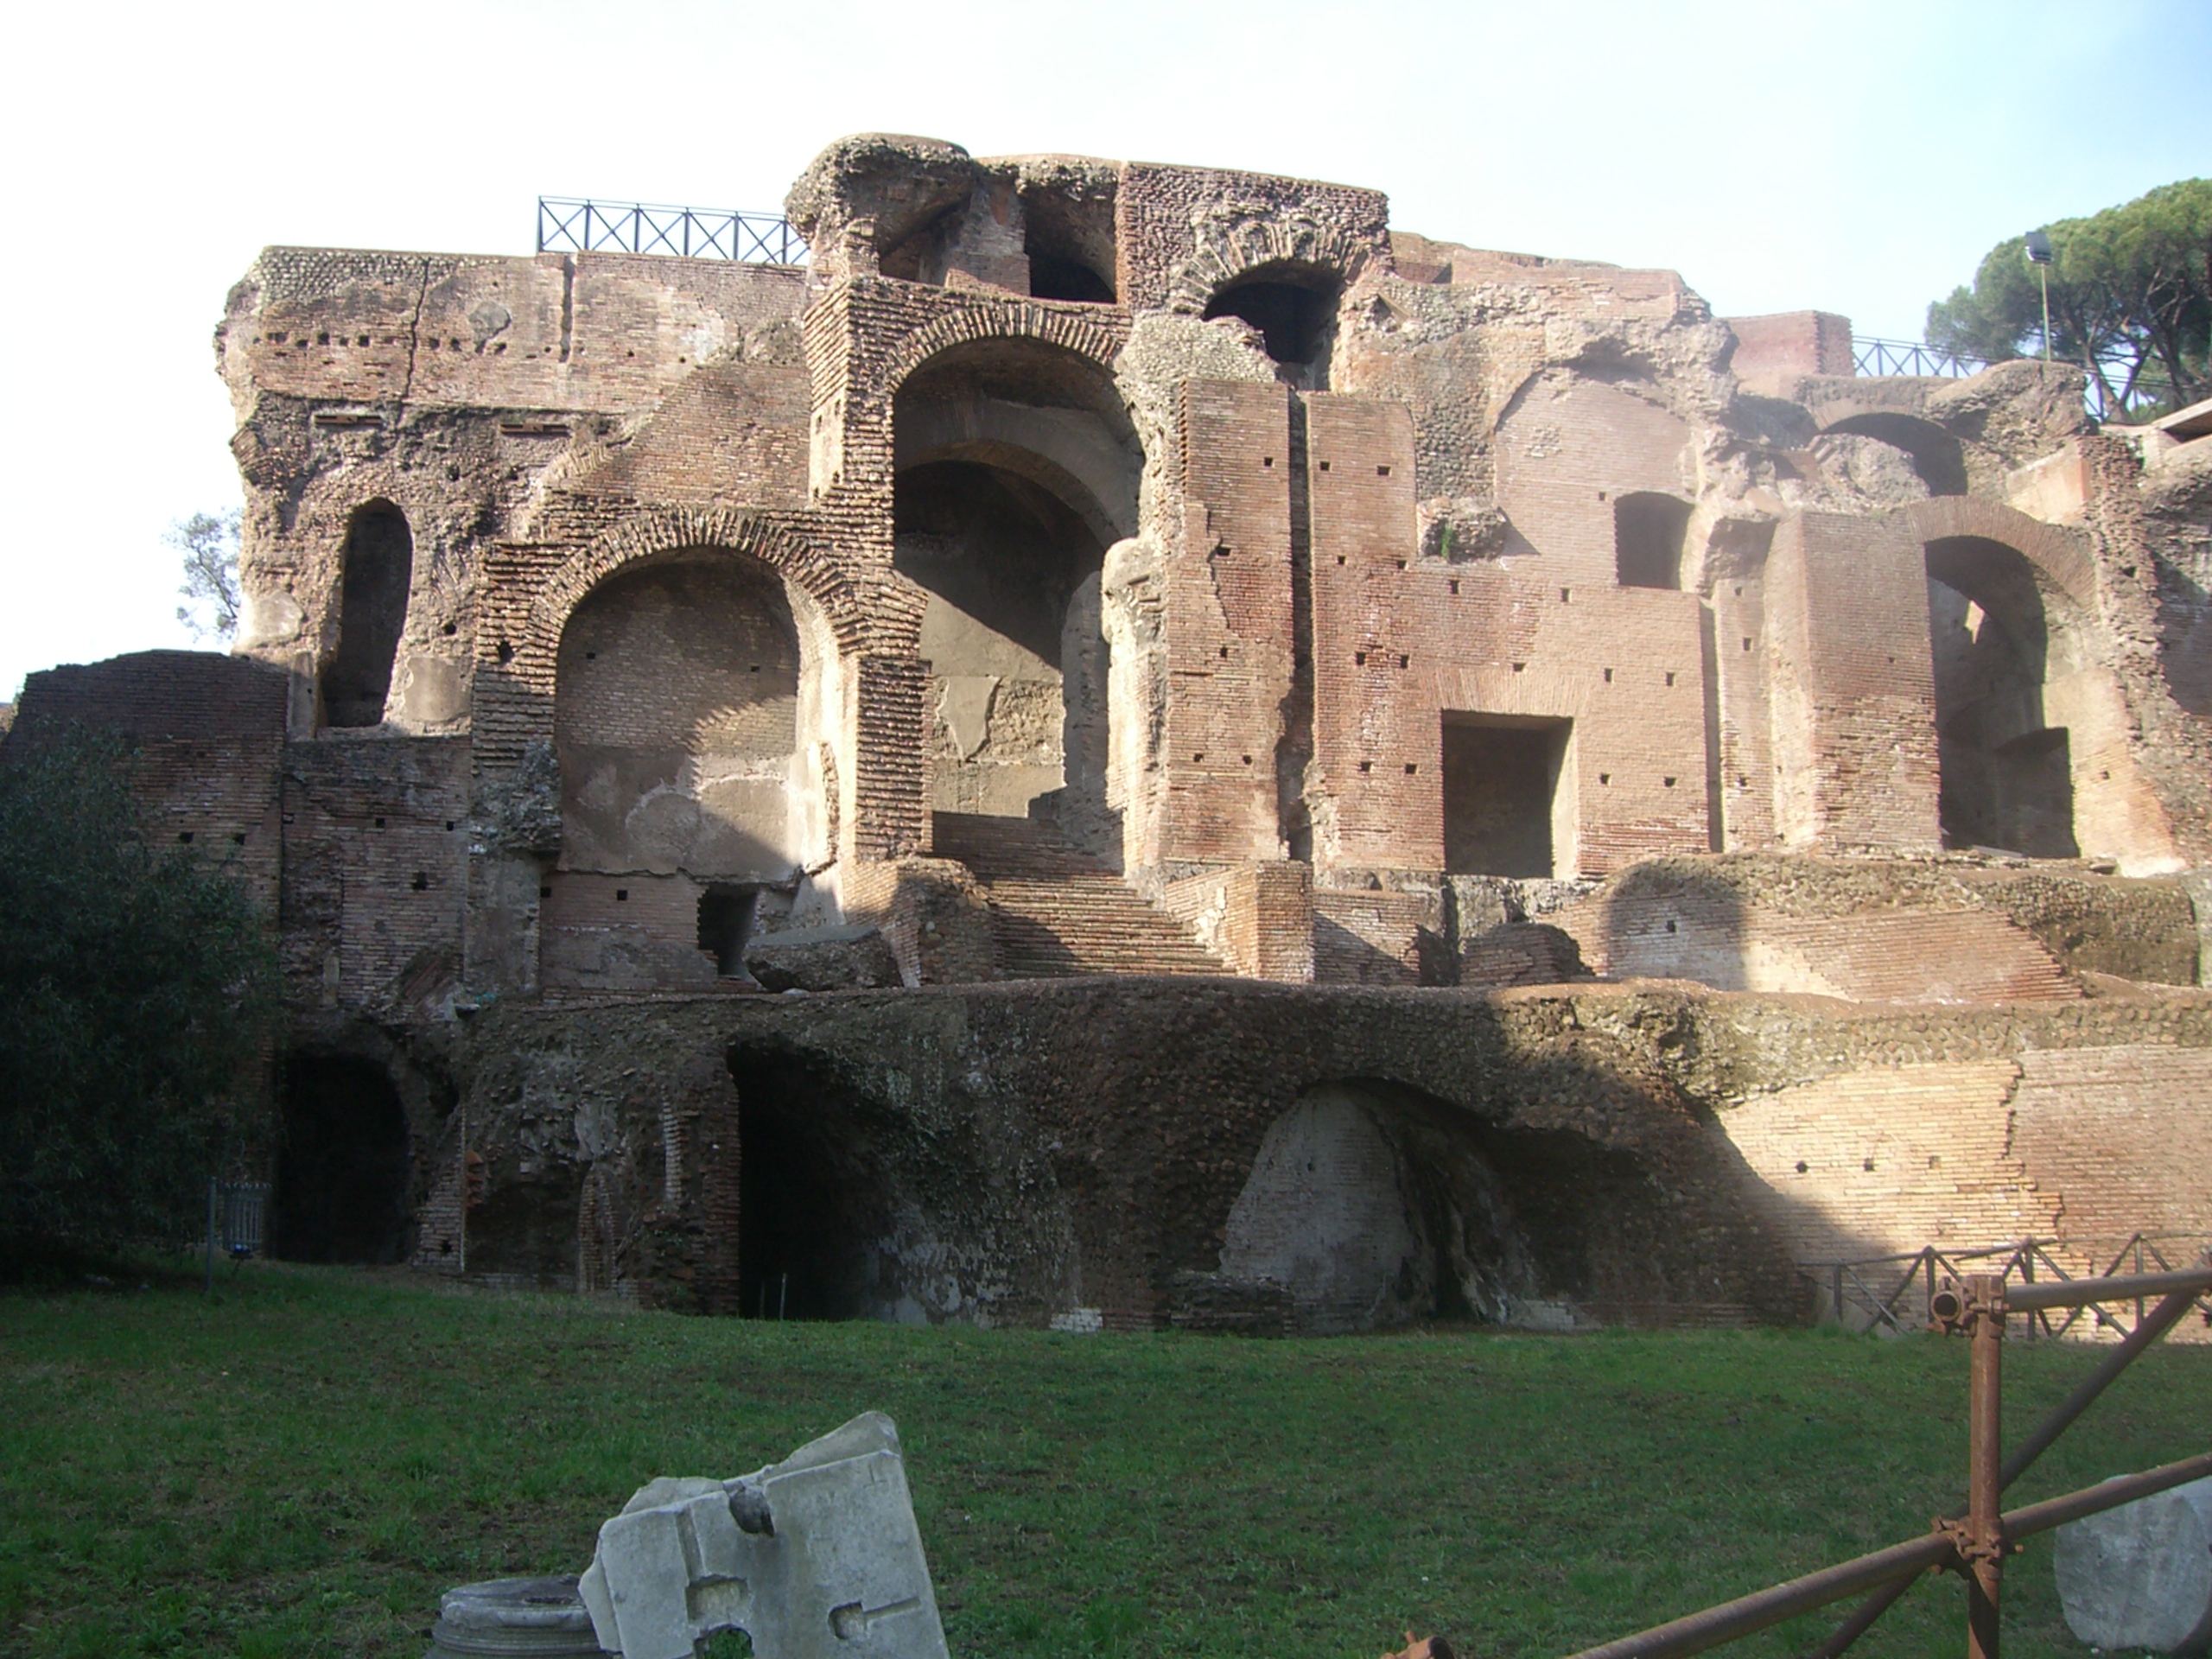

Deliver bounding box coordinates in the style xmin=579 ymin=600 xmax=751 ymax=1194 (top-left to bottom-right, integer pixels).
xmin=1202 ymin=264 xmax=1341 ymax=369
xmin=1926 ymin=536 xmax=2079 ymax=857
xmin=1442 ymin=715 xmax=1570 ymax=877
xmin=1614 ymin=493 xmax=1691 ymax=589
xmin=271 ymin=1056 xmax=410 ymax=1263
xmin=322 ymin=502 xmax=413 ymax=728
xmin=732 ymin=1046 xmax=902 ymax=1320
xmin=697 ymin=887 xmax=760 ymax=977
xmin=1028 ymin=253 xmax=1114 ymax=303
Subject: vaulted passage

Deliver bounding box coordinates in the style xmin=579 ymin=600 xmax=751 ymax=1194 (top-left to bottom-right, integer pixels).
xmin=272 ymin=1056 xmax=410 ymax=1263
xmin=321 ymin=502 xmax=412 ymax=728
xmin=896 ymin=461 xmax=1103 ymax=816
xmin=1442 ymin=715 xmax=1571 ymax=877
xmin=893 ymin=338 xmax=1137 ymax=832
xmin=1926 ymin=536 xmax=2078 ymax=857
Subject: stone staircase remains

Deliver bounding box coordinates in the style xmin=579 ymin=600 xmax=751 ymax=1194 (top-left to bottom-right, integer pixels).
xmin=929 ymin=812 xmax=1227 ymax=978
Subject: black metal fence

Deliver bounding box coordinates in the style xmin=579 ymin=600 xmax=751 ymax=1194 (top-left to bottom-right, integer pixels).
xmin=1852 ymin=334 xmax=2181 ymax=423
xmin=536 ymin=198 xmax=807 ymax=266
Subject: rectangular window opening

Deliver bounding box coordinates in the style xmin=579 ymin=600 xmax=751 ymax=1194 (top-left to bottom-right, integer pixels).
xmin=1442 ymin=713 xmax=1572 ymax=879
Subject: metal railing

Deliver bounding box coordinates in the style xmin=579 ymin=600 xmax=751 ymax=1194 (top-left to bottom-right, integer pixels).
xmin=1808 ymin=1233 xmax=2212 ymax=1338
xmin=1852 ymin=334 xmax=2183 ymax=423
xmin=536 ymin=197 xmax=807 ymax=266
xmin=1559 ymin=1251 xmax=2212 ymax=1659
xmin=1852 ymin=336 xmax=1983 ymax=379
xmin=202 ymin=1178 xmax=270 ymax=1295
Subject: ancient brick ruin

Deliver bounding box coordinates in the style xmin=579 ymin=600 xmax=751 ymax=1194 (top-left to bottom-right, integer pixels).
xmin=10 ymin=134 xmax=2212 ymax=1328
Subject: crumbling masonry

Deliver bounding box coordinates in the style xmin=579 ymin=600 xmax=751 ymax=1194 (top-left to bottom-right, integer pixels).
xmin=10 ymin=134 xmax=2212 ymax=1327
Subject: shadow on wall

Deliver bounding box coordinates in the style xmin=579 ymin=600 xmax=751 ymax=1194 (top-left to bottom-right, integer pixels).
xmin=1599 ymin=863 xmax=1751 ymax=989
xmin=2155 ymin=563 xmax=2212 ymax=719
xmin=1211 ymin=1078 xmax=1669 ymax=1333
xmin=1820 ymin=412 xmax=1969 ymax=499
xmin=271 ymin=1054 xmax=412 ymax=1263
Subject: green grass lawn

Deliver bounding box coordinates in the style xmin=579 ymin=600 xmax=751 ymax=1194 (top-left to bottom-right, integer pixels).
xmin=2 ymin=1267 xmax=2204 ymax=1659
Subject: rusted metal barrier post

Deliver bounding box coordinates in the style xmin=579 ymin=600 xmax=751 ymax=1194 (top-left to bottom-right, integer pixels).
xmin=1963 ymin=1274 xmax=2005 ymax=1659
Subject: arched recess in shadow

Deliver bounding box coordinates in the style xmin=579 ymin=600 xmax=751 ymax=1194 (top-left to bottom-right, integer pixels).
xmin=1212 ymin=1079 xmax=1655 ymax=1333
xmin=727 ymin=1042 xmax=981 ymax=1322
xmin=271 ymin=1054 xmax=411 ymax=1263
xmin=321 ymin=501 xmax=413 ymax=728
xmin=1925 ymin=534 xmax=2079 ymax=856
xmin=1818 ymin=411 xmax=1969 ymax=497
xmin=893 ymin=337 xmax=1140 ymax=835
xmin=1201 ymin=259 xmax=1342 ymax=385
xmin=546 ymin=548 xmax=819 ymax=990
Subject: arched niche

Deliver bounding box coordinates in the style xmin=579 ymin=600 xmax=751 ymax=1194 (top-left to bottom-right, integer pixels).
xmin=545 ymin=550 xmax=823 ymax=989
xmin=1214 ymin=1079 xmax=1656 ymax=1333
xmin=1201 ymin=259 xmax=1342 ymax=383
xmin=893 ymin=337 xmax=1140 ymax=832
xmin=321 ymin=501 xmax=412 ymax=728
xmin=1925 ymin=535 xmax=2079 ymax=856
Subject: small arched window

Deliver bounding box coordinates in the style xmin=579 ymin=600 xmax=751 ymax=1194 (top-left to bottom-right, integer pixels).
xmin=1614 ymin=493 xmax=1691 ymax=590
xmin=322 ymin=502 xmax=412 ymax=728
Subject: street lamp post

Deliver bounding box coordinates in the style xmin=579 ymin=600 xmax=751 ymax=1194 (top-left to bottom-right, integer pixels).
xmin=2024 ymin=230 xmax=2054 ymax=363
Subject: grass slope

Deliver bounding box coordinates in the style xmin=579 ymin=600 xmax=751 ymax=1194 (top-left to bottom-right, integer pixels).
xmin=2 ymin=1267 xmax=2205 ymax=1658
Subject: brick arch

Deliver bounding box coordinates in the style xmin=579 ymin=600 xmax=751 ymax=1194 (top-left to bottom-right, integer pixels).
xmin=523 ymin=507 xmax=879 ymax=664
xmin=1897 ymin=496 xmax=2099 ymax=617
xmin=1165 ymin=217 xmax=1378 ymax=317
xmin=873 ymin=304 xmax=1129 ymax=413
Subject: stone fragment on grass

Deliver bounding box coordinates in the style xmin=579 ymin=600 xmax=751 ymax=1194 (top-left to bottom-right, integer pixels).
xmin=2054 ymin=1474 xmax=2212 ymax=1654
xmin=742 ymin=925 xmax=904 ymax=992
xmin=579 ymin=1411 xmax=949 ymax=1659
xmin=428 ymin=1575 xmax=606 ymax=1656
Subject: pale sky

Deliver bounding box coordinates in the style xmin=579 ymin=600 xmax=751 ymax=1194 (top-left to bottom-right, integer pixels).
xmin=3 ymin=0 xmax=2207 ymax=700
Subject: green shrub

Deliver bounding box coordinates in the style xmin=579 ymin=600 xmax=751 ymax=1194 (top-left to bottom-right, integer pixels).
xmin=0 ymin=730 xmax=279 ymax=1259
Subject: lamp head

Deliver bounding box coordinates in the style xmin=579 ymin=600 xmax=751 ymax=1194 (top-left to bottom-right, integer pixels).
xmin=2024 ymin=230 xmax=2054 ymax=266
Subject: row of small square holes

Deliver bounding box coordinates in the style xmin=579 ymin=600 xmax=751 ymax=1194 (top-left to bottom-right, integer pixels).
xmin=262 ymin=330 xmax=512 ymax=357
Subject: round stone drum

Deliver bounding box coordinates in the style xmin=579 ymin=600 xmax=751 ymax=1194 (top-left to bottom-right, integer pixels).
xmin=428 ymin=1576 xmax=608 ymax=1657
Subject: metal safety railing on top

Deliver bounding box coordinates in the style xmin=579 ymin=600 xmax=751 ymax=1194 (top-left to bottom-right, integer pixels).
xmin=536 ymin=197 xmax=808 ymax=266
xmin=1807 ymin=1232 xmax=2212 ymax=1338
xmin=1560 ymin=1251 xmax=2212 ymax=1659
xmin=1852 ymin=334 xmax=2183 ymax=423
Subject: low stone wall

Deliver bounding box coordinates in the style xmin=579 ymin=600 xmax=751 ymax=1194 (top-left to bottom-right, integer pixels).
xmin=406 ymin=977 xmax=2212 ymax=1332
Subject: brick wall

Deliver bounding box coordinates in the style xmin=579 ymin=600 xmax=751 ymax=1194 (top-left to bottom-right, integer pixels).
xmin=1162 ymin=860 xmax=1314 ymax=981
xmin=1163 ymin=380 xmax=1296 ymax=861
xmin=1305 ymin=394 xmax=1710 ymax=876
xmin=1766 ymin=513 xmax=1941 ymax=850
xmin=1723 ymin=311 xmax=1853 ymax=397
xmin=6 ymin=652 xmax=290 ymax=920
xmin=280 ymin=736 xmax=469 ymax=1015
xmin=1719 ymin=1043 xmax=2212 ymax=1268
